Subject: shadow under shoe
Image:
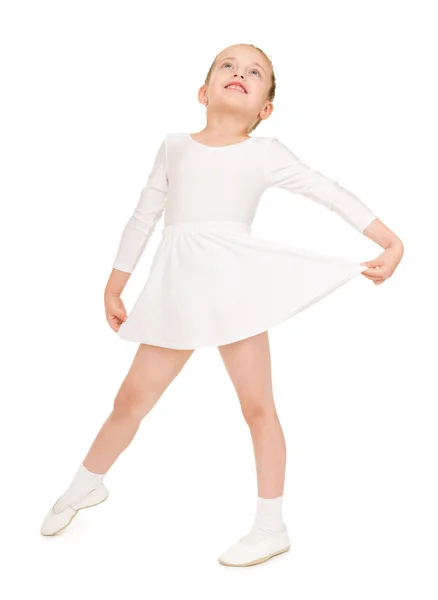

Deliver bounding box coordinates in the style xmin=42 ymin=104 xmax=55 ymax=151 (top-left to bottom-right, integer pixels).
xmin=40 ymin=483 xmax=109 ymax=536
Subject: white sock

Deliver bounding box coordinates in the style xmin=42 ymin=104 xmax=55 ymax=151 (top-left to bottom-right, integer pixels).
xmin=53 ymin=463 xmax=106 ymax=512
xmin=251 ymin=495 xmax=285 ymax=535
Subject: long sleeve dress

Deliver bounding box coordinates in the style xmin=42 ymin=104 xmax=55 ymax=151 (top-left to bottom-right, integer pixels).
xmin=112 ymin=132 xmax=378 ymax=349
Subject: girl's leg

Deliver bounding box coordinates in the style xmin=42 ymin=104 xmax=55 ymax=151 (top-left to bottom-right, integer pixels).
xmin=217 ymin=331 xmax=286 ymax=499
xmin=216 ymin=331 xmax=290 ymax=566
xmin=82 ymin=343 xmax=195 ymax=474
xmin=42 ymin=343 xmax=194 ymax=531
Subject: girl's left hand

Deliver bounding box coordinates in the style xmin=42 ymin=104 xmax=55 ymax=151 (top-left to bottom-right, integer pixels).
xmin=360 ymin=242 xmax=404 ymax=285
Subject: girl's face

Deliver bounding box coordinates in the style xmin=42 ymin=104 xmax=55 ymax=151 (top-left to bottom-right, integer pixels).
xmin=201 ymin=45 xmax=273 ymax=127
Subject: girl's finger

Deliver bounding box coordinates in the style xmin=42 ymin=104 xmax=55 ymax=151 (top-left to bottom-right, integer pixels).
xmin=361 ymin=272 xmax=384 ymax=281
xmin=369 ymin=276 xmax=386 ymax=284
xmin=362 ymin=265 xmax=386 ymax=274
xmin=361 ymin=261 xmax=383 ymax=268
xmin=109 ymin=315 xmax=123 ymax=329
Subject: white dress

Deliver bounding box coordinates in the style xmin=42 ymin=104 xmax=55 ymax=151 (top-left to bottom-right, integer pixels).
xmin=113 ymin=132 xmax=377 ymax=349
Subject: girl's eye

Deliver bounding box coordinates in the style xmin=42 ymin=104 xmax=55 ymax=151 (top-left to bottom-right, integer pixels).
xmin=221 ymin=62 xmax=260 ymax=76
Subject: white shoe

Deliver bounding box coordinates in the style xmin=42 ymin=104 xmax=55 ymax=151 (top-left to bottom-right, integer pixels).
xmin=218 ymin=525 xmax=291 ymax=567
xmin=40 ymin=484 xmax=109 ymax=536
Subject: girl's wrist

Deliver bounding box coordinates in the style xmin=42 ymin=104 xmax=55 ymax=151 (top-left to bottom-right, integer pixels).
xmin=104 ymin=288 xmax=123 ymax=299
xmin=105 ymin=268 xmax=130 ymax=298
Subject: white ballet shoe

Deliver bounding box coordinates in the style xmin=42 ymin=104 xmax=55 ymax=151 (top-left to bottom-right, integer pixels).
xmin=218 ymin=525 xmax=291 ymax=567
xmin=40 ymin=483 xmax=109 ymax=536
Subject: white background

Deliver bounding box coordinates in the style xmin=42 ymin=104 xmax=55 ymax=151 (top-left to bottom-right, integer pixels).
xmin=1 ymin=0 xmax=437 ymax=598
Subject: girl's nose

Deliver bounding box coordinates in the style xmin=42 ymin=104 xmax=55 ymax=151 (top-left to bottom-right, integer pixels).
xmin=234 ymin=73 xmax=245 ymax=80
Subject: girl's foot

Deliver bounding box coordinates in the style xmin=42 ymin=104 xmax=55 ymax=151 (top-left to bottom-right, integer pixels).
xmin=218 ymin=524 xmax=290 ymax=567
xmin=40 ymin=483 xmax=109 ymax=536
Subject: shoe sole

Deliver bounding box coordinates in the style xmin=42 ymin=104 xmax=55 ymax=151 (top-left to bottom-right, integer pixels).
xmin=218 ymin=545 xmax=290 ymax=567
xmin=41 ymin=489 xmax=109 ymax=536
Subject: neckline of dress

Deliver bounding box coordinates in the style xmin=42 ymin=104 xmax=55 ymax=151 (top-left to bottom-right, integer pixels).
xmin=187 ymin=133 xmax=255 ymax=149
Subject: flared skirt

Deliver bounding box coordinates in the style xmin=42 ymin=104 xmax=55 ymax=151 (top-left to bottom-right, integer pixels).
xmin=117 ymin=220 xmax=367 ymax=349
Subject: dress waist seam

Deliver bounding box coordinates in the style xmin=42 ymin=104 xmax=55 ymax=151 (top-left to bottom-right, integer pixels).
xmin=162 ymin=220 xmax=252 ymax=234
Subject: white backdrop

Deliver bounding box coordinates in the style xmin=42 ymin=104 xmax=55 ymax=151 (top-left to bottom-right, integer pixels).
xmin=1 ymin=0 xmax=437 ymax=598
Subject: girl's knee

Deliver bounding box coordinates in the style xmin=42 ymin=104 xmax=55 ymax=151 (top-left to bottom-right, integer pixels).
xmin=112 ymin=385 xmax=158 ymax=421
xmin=240 ymin=399 xmax=276 ymax=425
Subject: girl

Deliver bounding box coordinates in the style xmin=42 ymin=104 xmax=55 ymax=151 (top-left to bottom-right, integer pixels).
xmin=40 ymin=43 xmax=404 ymax=567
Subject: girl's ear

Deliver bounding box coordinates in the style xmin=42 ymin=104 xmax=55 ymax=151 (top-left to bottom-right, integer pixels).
xmin=262 ymin=102 xmax=274 ymax=119
xmin=197 ymin=85 xmax=208 ymax=105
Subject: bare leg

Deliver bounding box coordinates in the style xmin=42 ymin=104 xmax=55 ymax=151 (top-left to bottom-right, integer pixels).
xmin=217 ymin=331 xmax=286 ymax=498
xmin=82 ymin=343 xmax=195 ymax=474
xmin=40 ymin=343 xmax=195 ymax=535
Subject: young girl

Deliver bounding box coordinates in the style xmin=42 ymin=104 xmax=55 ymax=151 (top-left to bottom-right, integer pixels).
xmin=40 ymin=43 xmax=404 ymax=567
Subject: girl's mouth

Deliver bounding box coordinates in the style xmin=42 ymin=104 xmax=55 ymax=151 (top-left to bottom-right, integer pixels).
xmin=224 ymin=83 xmax=247 ymax=94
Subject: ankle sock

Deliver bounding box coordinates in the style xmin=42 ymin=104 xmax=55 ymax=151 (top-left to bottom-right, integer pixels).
xmin=251 ymin=495 xmax=285 ymax=535
xmin=53 ymin=463 xmax=106 ymax=512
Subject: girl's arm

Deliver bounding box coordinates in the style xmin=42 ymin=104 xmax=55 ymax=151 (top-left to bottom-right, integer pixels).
xmin=104 ymin=268 xmax=130 ymax=298
xmin=105 ymin=134 xmax=169 ymax=297
xmin=266 ymin=137 xmax=403 ymax=282
xmin=265 ymin=137 xmax=378 ymax=234
xmin=362 ymin=216 xmax=402 ymax=250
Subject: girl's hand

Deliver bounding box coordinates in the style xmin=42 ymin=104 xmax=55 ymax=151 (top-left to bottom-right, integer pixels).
xmin=104 ymin=292 xmax=128 ymax=332
xmin=360 ymin=242 xmax=404 ymax=285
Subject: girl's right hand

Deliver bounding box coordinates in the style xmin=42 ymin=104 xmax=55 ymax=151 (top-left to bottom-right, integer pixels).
xmin=104 ymin=292 xmax=128 ymax=332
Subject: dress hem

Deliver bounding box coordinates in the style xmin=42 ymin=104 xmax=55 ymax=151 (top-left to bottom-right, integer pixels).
xmin=116 ymin=265 xmax=366 ymax=350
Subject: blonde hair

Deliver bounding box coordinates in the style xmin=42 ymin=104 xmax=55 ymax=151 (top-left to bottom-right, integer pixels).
xmin=203 ymin=44 xmax=276 ymax=134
